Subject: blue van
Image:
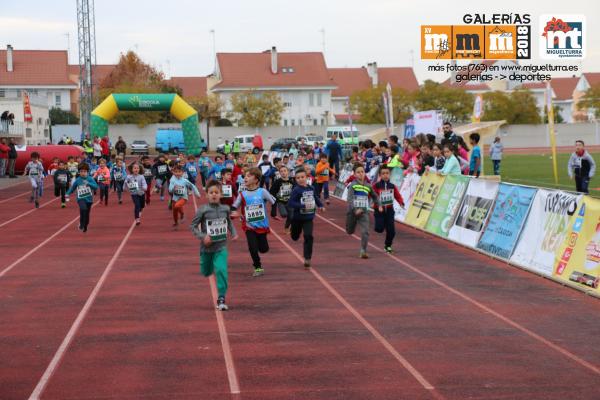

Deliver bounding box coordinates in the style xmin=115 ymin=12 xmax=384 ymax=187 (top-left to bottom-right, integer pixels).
xmin=155 ymin=128 xmax=207 ymax=154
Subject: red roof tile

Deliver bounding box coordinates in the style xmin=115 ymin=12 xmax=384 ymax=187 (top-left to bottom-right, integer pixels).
xmin=377 ymin=67 xmax=419 ymax=92
xmin=0 ymin=49 xmax=75 ymax=86
xmin=550 ymin=77 xmax=578 ymax=100
xmin=329 ymin=68 xmax=371 ymax=97
xmin=166 ymin=76 xmax=207 ymax=98
xmin=583 ymin=73 xmax=600 ymax=87
xmin=213 ymin=52 xmax=335 ymax=89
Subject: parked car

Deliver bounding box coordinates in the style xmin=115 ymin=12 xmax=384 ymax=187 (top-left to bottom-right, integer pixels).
xmin=296 ymin=135 xmax=324 ymax=147
xmin=217 ymin=134 xmax=263 ymax=154
xmin=270 ymin=137 xmax=298 ymax=152
xmin=130 ymin=140 xmax=149 ymax=155
xmin=155 ymin=128 xmax=206 ymax=154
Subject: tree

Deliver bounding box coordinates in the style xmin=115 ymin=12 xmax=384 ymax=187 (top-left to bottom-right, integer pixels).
xmin=49 ymin=107 xmax=79 ymax=125
xmin=97 ymin=50 xmax=179 ymax=126
xmin=228 ymin=90 xmax=284 ymax=128
xmin=481 ymin=91 xmax=513 ymax=122
xmin=187 ymin=94 xmax=223 ymax=126
xmin=481 ymin=89 xmax=541 ymax=124
xmin=578 ymin=85 xmax=600 ymax=119
xmin=349 ymin=86 xmax=413 ymax=124
xmin=543 ymin=104 xmax=565 ymax=124
xmin=412 ymin=80 xmax=474 ymax=122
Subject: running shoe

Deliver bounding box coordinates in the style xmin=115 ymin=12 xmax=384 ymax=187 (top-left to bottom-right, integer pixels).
xmin=135 ymin=218 xmax=141 ymax=226
xmin=304 ymin=259 xmax=311 ymax=269
xmin=118 ymin=200 xmax=122 ymax=204
xmin=216 ymin=296 xmax=229 ymax=311
xmin=384 ymin=246 xmax=393 ymax=254
xmin=168 ymin=200 xmax=172 ymax=210
xmin=160 ymin=195 xmax=164 ymax=201
xmin=359 ymin=251 xmax=369 ymax=259
xmin=83 ymin=226 xmax=87 ymax=233
xmin=326 ymin=200 xmax=330 ymax=205
xmin=61 ymin=203 xmax=66 ymax=208
xmin=35 ymin=201 xmax=39 ymax=209
xmin=252 ymin=267 xmax=264 ymax=277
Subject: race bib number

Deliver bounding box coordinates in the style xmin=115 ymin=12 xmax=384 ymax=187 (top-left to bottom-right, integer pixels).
xmin=222 ymin=184 xmax=232 ymax=198
xmin=278 ymin=184 xmax=292 ymax=199
xmin=215 ymin=171 xmax=222 ymax=180
xmin=245 ymin=203 xmax=266 ymax=223
xmin=307 ymin=177 xmax=313 ymax=186
xmin=188 ymin=166 xmax=196 ymax=173
xmin=113 ymin=171 xmax=123 ymax=180
xmin=353 ymin=196 xmax=369 ymax=209
xmin=158 ymin=165 xmax=167 ymax=174
xmin=57 ymin=175 xmax=67 ymax=184
xmin=97 ymin=174 xmax=105 ymax=182
xmin=320 ymin=169 xmax=329 ymax=176
xmin=301 ymin=192 xmax=316 ymax=214
xmin=69 ymin=166 xmax=78 ymax=175
xmin=206 ymin=218 xmax=228 ymax=241
xmin=183 ymin=172 xmax=189 ymax=179
xmin=380 ymin=189 xmax=393 ymax=206
xmin=127 ymin=180 xmax=139 ymax=191
xmin=174 ymin=185 xmax=185 ymax=196
xmin=238 ymin=183 xmax=247 ymax=192
xmin=203 ymin=161 xmax=209 ymax=167
xmin=30 ymin=170 xmax=39 ymax=176
xmin=144 ymin=169 xmax=153 ymax=177
xmin=77 ymin=185 xmax=92 ymax=198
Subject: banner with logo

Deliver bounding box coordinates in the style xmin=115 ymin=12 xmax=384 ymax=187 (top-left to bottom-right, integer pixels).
xmin=476 ymin=184 xmax=537 ymax=259
xmin=425 ymin=175 xmax=469 ymax=237
xmin=404 ymin=173 xmax=446 ymax=229
xmin=553 ymin=196 xmax=600 ymax=294
xmin=448 ymin=179 xmax=499 ymax=248
xmin=510 ymin=189 xmax=582 ymax=277
xmin=334 ymin=163 xmax=354 ymax=199
xmin=395 ymin=172 xmax=421 ymax=222
xmin=23 ymin=91 xmax=33 ymax=123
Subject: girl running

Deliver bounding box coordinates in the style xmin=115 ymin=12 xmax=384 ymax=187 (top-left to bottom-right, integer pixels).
xmin=141 ymin=156 xmax=154 ymax=204
xmin=124 ymin=162 xmax=148 ymax=226
xmin=169 ymin=165 xmax=201 ymax=228
xmin=93 ymin=158 xmax=111 ymax=206
xmin=66 ymin=163 xmax=98 ymax=232
xmin=111 ymin=158 xmax=127 ymax=204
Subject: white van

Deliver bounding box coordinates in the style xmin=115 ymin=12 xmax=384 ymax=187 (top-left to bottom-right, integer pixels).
xmin=326 ymin=126 xmax=359 ymax=145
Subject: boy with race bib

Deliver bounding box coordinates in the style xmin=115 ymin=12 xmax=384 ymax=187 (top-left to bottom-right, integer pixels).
xmin=141 ymin=156 xmax=154 ymax=204
xmin=287 ymin=167 xmax=324 ymax=268
xmin=191 ymin=180 xmax=238 ymax=311
xmin=124 ymin=162 xmax=148 ymax=226
xmin=231 ymin=167 xmax=276 ymax=277
xmin=111 ymin=157 xmax=127 ymax=204
xmin=53 ymin=160 xmax=71 ymax=208
xmin=269 ymin=165 xmax=295 ymax=231
xmin=346 ymin=163 xmax=380 ymax=259
xmin=152 ymin=154 xmax=171 ymax=201
xmin=23 ymin=152 xmax=45 ymax=209
xmin=219 ymin=168 xmax=237 ymax=208
xmin=66 ymin=163 xmax=98 ymax=232
xmin=372 ymin=165 xmax=404 ymax=254
xmin=169 ymin=165 xmax=201 ymax=228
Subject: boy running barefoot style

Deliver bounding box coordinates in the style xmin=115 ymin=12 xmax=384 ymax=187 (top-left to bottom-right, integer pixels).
xmin=124 ymin=162 xmax=148 ymax=226
xmin=169 ymin=165 xmax=201 ymax=228
xmin=111 ymin=158 xmax=127 ymax=204
xmin=231 ymin=167 xmax=276 ymax=277
xmin=23 ymin=152 xmax=44 ymax=208
xmin=66 ymin=163 xmax=98 ymax=232
xmin=372 ymin=165 xmax=404 ymax=254
xmin=191 ymin=180 xmax=238 ymax=311
xmin=53 ymin=161 xmax=71 ymax=208
xmin=93 ymin=158 xmax=111 ymax=206
xmin=346 ymin=163 xmax=379 ymax=259
xmin=287 ymin=167 xmax=324 ymax=268
xmin=269 ymin=165 xmax=294 ymax=230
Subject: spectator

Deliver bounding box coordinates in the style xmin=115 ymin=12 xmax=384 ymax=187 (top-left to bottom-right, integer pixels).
xmin=0 ymin=138 xmax=9 ymax=177
xmin=568 ymin=140 xmax=596 ymax=194
xmin=441 ymin=121 xmax=458 ymax=146
xmin=93 ymin=137 xmax=102 ymax=160
xmin=388 ymin=135 xmax=400 ymax=153
xmin=115 ymin=136 xmax=127 ymax=156
xmin=100 ymin=136 xmax=110 ymax=161
xmin=469 ymin=133 xmax=482 ymax=177
xmin=490 ymin=136 xmax=504 ymax=175
xmin=8 ymin=138 xmax=17 ymax=178
xmin=325 ymin=133 xmax=342 ymax=178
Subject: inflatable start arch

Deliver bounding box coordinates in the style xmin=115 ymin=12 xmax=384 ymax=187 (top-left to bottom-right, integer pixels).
xmin=91 ymin=93 xmax=205 ymax=154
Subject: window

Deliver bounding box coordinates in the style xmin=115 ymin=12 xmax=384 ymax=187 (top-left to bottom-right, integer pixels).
xmin=55 ymin=94 xmax=61 ymax=106
xmin=317 ymin=93 xmax=322 ymax=107
xmin=313 ymin=119 xmax=318 ymax=126
xmin=283 ymin=102 xmax=292 ymax=107
xmin=283 ymin=119 xmax=288 ymax=126
xmin=44 ymin=129 xmax=49 ymax=137
xmin=320 ymin=118 xmax=325 ymax=126
xmin=298 ymin=119 xmax=302 ymax=126
xmin=291 ymin=119 xmax=295 ymax=126
xmin=0 ymin=90 xmax=4 ymax=97
xmin=26 ymin=128 xmax=32 ymax=138
xmin=309 ymin=93 xmax=314 ymax=107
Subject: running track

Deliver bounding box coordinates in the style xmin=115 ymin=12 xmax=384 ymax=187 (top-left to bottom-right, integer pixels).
xmin=2 ymin=178 xmax=600 ymax=399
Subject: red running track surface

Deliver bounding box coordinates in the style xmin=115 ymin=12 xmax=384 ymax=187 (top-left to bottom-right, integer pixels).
xmin=1 ymin=182 xmax=600 ymax=400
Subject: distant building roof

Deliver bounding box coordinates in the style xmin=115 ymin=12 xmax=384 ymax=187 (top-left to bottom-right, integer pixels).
xmin=68 ymin=64 xmax=116 ymax=86
xmin=329 ymin=68 xmax=371 ymax=97
xmin=583 ymin=73 xmax=600 ymax=87
xmin=166 ymin=76 xmax=207 ymax=98
xmin=377 ymin=67 xmax=419 ymax=92
xmin=0 ymin=49 xmax=75 ymax=87
xmin=550 ymin=77 xmax=579 ymax=100
xmin=212 ymin=51 xmax=335 ymax=89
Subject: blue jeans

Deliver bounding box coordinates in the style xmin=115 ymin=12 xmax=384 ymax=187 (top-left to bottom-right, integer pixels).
xmin=492 ymin=160 xmax=501 ymax=175
xmin=576 ymin=176 xmax=590 ymax=194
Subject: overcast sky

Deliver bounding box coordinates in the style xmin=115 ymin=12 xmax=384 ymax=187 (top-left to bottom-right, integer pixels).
xmin=1 ymin=0 xmax=599 ymax=83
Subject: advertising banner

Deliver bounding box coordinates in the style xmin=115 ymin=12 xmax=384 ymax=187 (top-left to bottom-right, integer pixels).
xmin=510 ymin=189 xmax=582 ymax=276
xmin=476 ymin=183 xmax=537 ymax=259
xmin=425 ymin=174 xmax=469 ymax=237
xmin=553 ymin=196 xmax=600 ymax=294
xmin=395 ymin=172 xmax=421 ymax=222
xmin=448 ymin=179 xmax=499 ymax=248
xmin=404 ymin=173 xmax=446 ymax=228
xmin=334 ymin=163 xmax=354 ymax=199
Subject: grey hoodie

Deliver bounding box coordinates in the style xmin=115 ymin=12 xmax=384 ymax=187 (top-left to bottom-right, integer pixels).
xmin=191 ymin=203 xmax=236 ymax=253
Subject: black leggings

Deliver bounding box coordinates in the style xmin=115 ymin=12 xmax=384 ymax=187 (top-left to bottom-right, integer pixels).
xmin=98 ymin=183 xmax=109 ymax=204
xmin=54 ymin=185 xmax=67 ymax=203
xmin=290 ymin=219 xmax=314 ymax=260
xmin=131 ymin=194 xmax=145 ymax=219
xmin=245 ymin=230 xmax=269 ymax=268
xmin=77 ymin=200 xmax=92 ymax=229
xmin=374 ymin=207 xmax=396 ymax=247
xmin=114 ymin=180 xmax=124 ymax=201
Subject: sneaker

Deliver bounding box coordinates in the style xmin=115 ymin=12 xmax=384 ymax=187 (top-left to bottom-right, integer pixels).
xmin=118 ymin=200 xmax=122 ymax=204
xmin=35 ymin=201 xmax=39 ymax=209
xmin=359 ymin=251 xmax=369 ymax=259
xmin=135 ymin=218 xmax=141 ymax=226
xmin=284 ymin=228 xmax=290 ymax=235
xmin=66 ymin=197 xmax=70 ymax=202
xmin=61 ymin=203 xmax=66 ymax=208
xmin=216 ymin=297 xmax=229 ymax=311
xmin=252 ymin=267 xmax=264 ymax=277
xmin=83 ymin=226 xmax=87 ymax=233
xmin=384 ymin=246 xmax=393 ymax=254
xmin=326 ymin=200 xmax=330 ymax=205
xmin=160 ymin=195 xmax=164 ymax=201
xmin=304 ymin=259 xmax=311 ymax=269
xmin=173 ymin=222 xmax=178 ymax=228
xmin=29 ymin=196 xmax=34 ymax=203
xmin=78 ymin=225 xmax=83 ymax=231
xmin=168 ymin=200 xmax=172 ymax=210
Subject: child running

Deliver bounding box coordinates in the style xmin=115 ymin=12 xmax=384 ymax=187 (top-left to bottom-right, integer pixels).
xmin=346 ymin=163 xmax=379 ymax=258
xmin=231 ymin=167 xmax=276 ymax=277
xmin=93 ymin=158 xmax=111 ymax=206
xmin=269 ymin=165 xmax=294 ymax=230
xmin=185 ymin=155 xmax=199 ymax=187
xmin=152 ymin=154 xmax=170 ymax=201
xmin=124 ymin=162 xmax=148 ymax=226
xmin=315 ymin=152 xmax=335 ymax=206
xmin=287 ymin=167 xmax=324 ymax=268
xmin=219 ymin=168 xmax=237 ymax=208
xmin=66 ymin=163 xmax=98 ymax=232
xmin=111 ymin=157 xmax=127 ymax=204
xmin=141 ymin=156 xmax=154 ymax=204
xmin=23 ymin=152 xmax=44 ymax=208
xmin=169 ymin=165 xmax=201 ymax=228
xmin=372 ymin=165 xmax=404 ymax=253
xmin=53 ymin=160 xmax=71 ymax=208
xmin=191 ymin=180 xmax=238 ymax=311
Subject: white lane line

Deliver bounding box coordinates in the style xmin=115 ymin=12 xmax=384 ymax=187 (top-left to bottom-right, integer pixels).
xmin=0 ymin=197 xmax=60 ymax=228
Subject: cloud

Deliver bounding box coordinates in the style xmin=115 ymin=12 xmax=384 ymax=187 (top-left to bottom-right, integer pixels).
xmin=0 ymin=17 xmax=72 ymax=33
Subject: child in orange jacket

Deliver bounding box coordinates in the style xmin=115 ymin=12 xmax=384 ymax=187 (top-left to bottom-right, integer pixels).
xmin=315 ymin=153 xmax=335 ymax=205
xmin=93 ymin=158 xmax=111 ymax=206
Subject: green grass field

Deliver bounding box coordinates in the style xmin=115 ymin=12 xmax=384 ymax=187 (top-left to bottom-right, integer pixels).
xmin=484 ymin=153 xmax=600 ymax=196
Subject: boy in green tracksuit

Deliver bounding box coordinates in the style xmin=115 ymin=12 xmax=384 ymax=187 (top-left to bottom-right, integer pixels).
xmin=191 ymin=180 xmax=238 ymax=311
xmin=346 ymin=163 xmax=379 ymax=259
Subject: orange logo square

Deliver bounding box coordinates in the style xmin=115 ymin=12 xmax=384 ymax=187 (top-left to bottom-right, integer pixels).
xmin=421 ymin=25 xmax=452 ymax=59
xmin=485 ymin=25 xmax=517 ymax=59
